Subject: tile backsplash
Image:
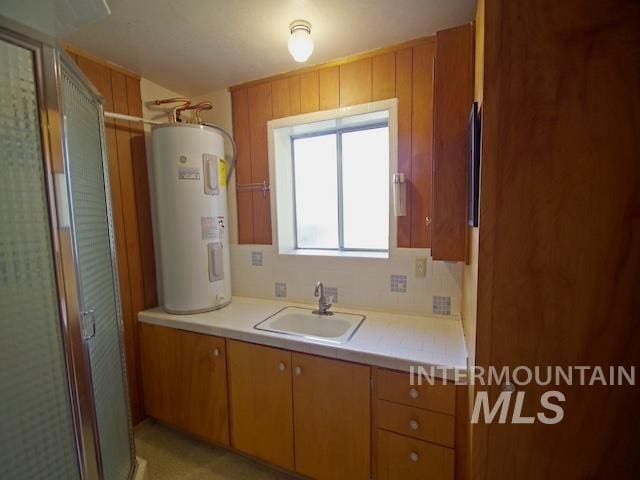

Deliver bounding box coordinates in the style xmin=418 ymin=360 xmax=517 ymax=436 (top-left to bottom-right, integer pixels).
xmin=230 ymin=245 xmax=462 ymax=316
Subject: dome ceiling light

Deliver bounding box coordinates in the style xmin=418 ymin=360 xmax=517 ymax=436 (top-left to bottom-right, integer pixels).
xmin=288 ymin=20 xmax=314 ymax=63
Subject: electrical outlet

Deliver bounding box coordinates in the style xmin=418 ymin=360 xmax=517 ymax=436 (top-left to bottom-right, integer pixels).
xmin=415 ymin=257 xmax=427 ymax=277
xmin=275 ymin=282 xmax=286 ymax=298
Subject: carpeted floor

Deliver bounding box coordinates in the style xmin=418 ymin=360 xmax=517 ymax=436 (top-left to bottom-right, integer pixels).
xmin=135 ymin=421 xmax=297 ymax=480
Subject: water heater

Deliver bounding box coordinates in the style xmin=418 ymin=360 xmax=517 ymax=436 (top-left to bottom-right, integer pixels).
xmin=151 ymin=123 xmax=231 ymax=313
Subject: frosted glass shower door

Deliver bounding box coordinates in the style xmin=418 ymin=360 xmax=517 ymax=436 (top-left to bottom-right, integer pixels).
xmin=60 ymin=59 xmax=135 ymax=480
xmin=0 ymin=38 xmax=81 ymax=480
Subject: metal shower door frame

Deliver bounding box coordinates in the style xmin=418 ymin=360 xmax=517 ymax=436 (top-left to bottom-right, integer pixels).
xmin=0 ymin=15 xmax=136 ymax=480
xmin=54 ymin=46 xmax=137 ymax=480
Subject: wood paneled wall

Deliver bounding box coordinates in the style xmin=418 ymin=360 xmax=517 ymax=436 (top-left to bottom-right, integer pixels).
xmin=230 ymin=37 xmax=437 ymax=248
xmin=474 ymin=0 xmax=640 ymax=477
xmin=67 ymin=48 xmax=157 ymax=424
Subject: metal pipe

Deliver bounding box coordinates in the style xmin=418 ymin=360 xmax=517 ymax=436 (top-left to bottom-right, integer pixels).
xmin=202 ymin=121 xmax=237 ymax=184
xmin=102 ymin=112 xmax=237 ymax=183
xmin=153 ymin=97 xmax=191 ymax=122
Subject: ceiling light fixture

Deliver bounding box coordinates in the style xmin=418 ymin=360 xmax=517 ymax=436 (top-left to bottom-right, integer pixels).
xmin=288 ymin=20 xmax=314 ymax=63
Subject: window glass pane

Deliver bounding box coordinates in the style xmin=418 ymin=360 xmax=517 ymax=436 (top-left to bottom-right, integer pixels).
xmin=342 ymin=127 xmax=389 ymax=250
xmin=293 ymin=134 xmax=338 ymax=248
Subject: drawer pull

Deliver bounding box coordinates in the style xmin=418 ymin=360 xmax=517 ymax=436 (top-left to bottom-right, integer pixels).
xmin=409 ymin=451 xmax=420 ymax=462
xmin=213 ymin=348 xmax=220 ymax=357
xmin=295 ymin=366 xmax=302 ymax=376
xmin=409 ymin=388 xmax=419 ymax=399
xmin=278 ymin=362 xmax=286 ymax=372
xmin=409 ymin=419 xmax=419 ymax=430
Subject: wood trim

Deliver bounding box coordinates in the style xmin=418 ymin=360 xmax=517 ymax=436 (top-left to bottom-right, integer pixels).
xmin=231 ymin=88 xmax=254 ymax=243
xmin=62 ymin=42 xmax=140 ymax=79
xmin=247 ymin=83 xmax=273 ymax=244
xmin=299 ymin=71 xmax=320 ymax=114
xmin=318 ymin=66 xmax=340 ymax=110
xmin=396 ymin=48 xmax=413 ymax=247
xmin=70 ymin=53 xmax=158 ymax=424
xmin=340 ymin=57 xmax=373 ymax=107
xmin=230 ymin=35 xmax=435 ymax=92
xmin=372 ymin=52 xmax=396 ymax=101
xmin=410 ymin=42 xmax=435 ymax=248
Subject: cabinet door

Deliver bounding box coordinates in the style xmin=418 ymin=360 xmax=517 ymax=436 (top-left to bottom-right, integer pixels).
xmin=227 ymin=340 xmax=294 ymax=470
xmin=292 ymin=353 xmax=371 ymax=480
xmin=432 ymin=23 xmax=473 ymax=261
xmin=139 ymin=323 xmax=229 ymax=445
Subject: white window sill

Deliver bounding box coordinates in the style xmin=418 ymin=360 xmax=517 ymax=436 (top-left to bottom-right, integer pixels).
xmin=278 ymin=249 xmax=389 ymax=259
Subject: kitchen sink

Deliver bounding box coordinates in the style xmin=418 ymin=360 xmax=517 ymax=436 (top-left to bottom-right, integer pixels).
xmin=254 ymin=306 xmax=366 ymax=344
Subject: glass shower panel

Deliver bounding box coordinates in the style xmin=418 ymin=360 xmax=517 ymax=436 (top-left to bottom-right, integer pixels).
xmin=0 ymin=39 xmax=81 ymax=480
xmin=60 ymin=62 xmax=134 ymax=480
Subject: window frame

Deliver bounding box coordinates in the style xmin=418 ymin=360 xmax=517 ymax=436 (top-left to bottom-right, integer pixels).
xmin=290 ymin=121 xmax=390 ymax=253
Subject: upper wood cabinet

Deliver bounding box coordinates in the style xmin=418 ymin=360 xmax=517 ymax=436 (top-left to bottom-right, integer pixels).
xmin=227 ymin=340 xmax=295 ymax=470
xmin=432 ymin=24 xmax=474 ymax=261
xmin=292 ymin=353 xmax=371 ymax=480
xmin=138 ymin=323 xmax=229 ymax=445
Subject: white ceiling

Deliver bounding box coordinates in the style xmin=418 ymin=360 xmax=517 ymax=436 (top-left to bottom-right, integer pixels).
xmin=63 ymin=0 xmax=476 ymax=96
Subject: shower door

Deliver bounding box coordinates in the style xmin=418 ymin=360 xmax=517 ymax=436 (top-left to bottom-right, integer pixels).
xmin=0 ymin=32 xmax=82 ymax=480
xmin=58 ymin=54 xmax=135 ymax=480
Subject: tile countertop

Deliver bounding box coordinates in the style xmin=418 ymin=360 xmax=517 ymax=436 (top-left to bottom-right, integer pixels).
xmin=138 ymin=296 xmax=468 ymax=376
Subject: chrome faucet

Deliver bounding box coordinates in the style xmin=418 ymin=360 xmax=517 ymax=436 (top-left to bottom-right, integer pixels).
xmin=313 ymin=281 xmax=333 ymax=315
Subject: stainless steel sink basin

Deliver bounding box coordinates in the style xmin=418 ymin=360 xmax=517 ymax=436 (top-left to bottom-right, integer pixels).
xmin=254 ymin=306 xmax=365 ymax=344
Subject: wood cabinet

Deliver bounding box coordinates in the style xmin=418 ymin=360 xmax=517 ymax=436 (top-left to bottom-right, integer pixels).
xmin=377 ymin=430 xmax=454 ymax=480
xmin=227 ymin=342 xmax=371 ymax=479
xmin=139 ymin=329 xmax=464 ymax=479
xmin=227 ymin=340 xmax=294 ymax=470
xmin=374 ymin=368 xmax=457 ymax=480
xmin=138 ymin=323 xmax=229 ymax=445
xmin=292 ymin=353 xmax=371 ymax=480
xmin=432 ymin=23 xmax=474 ymax=261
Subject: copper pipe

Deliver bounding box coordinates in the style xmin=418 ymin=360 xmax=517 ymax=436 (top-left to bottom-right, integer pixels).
xmin=153 ymin=97 xmax=191 ymax=122
xmin=177 ymin=101 xmax=213 ymax=124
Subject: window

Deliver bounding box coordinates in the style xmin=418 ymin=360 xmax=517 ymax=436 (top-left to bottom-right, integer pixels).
xmin=270 ymin=100 xmax=397 ymax=257
xmin=292 ymin=123 xmax=389 ymax=251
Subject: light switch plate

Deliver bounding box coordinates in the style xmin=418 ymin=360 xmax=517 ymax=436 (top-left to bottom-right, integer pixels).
xmin=415 ymin=257 xmax=427 ymax=277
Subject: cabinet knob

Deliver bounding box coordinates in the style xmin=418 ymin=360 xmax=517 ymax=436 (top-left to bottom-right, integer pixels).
xmin=409 ymin=419 xmax=419 ymax=431
xmin=278 ymin=362 xmax=286 ymax=372
xmin=409 ymin=388 xmax=419 ymax=399
xmin=294 ymin=366 xmax=302 ymax=376
xmin=409 ymin=451 xmax=419 ymax=463
xmin=213 ymin=348 xmax=220 ymax=357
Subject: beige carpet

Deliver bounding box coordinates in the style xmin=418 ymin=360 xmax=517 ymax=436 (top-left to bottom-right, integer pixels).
xmin=135 ymin=421 xmax=297 ymax=480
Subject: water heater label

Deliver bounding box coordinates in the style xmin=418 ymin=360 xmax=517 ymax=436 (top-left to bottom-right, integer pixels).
xmin=178 ymin=166 xmax=200 ymax=180
xmin=201 ymin=216 xmax=216 ymax=240
xmin=201 ymin=216 xmax=226 ymax=240
xmin=218 ymin=159 xmax=227 ymax=187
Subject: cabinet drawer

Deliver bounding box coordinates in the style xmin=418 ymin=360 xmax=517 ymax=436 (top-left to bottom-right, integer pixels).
xmin=377 ymin=400 xmax=454 ymax=448
xmin=376 ymin=368 xmax=455 ymax=415
xmin=377 ymin=430 xmax=454 ymax=480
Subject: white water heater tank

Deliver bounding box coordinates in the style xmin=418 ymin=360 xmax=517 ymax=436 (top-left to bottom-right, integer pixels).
xmin=151 ymin=123 xmax=231 ymax=313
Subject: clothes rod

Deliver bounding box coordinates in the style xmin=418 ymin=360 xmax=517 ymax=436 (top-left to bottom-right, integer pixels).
xmin=104 ymin=111 xmax=161 ymax=124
